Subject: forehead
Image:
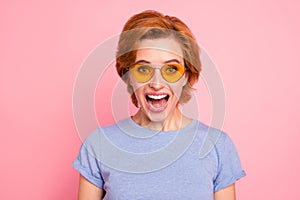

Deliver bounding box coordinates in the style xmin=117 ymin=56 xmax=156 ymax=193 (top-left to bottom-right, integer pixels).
xmin=135 ymin=38 xmax=183 ymax=63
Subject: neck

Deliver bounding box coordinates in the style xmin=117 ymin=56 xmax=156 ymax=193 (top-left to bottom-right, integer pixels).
xmin=131 ymin=107 xmax=191 ymax=131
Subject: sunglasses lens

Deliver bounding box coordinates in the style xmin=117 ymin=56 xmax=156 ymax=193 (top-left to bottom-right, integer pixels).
xmin=161 ymin=64 xmax=185 ymax=82
xmin=130 ymin=64 xmax=154 ymax=83
xmin=130 ymin=63 xmax=185 ymax=83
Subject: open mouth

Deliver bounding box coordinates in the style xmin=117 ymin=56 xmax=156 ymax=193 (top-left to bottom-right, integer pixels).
xmin=145 ymin=94 xmax=169 ymax=112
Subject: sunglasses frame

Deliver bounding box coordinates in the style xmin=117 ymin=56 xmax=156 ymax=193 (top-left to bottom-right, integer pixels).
xmin=129 ymin=63 xmax=188 ymax=83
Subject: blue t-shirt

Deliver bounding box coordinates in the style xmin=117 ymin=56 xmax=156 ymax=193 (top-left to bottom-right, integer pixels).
xmin=73 ymin=118 xmax=246 ymax=199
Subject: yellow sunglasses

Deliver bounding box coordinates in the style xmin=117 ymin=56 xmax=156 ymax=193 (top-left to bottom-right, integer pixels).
xmin=129 ymin=63 xmax=186 ymax=83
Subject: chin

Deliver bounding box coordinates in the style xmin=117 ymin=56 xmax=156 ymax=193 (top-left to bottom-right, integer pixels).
xmin=146 ymin=111 xmax=168 ymax=123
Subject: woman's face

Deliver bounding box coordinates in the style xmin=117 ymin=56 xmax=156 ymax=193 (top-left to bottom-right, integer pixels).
xmin=129 ymin=37 xmax=188 ymax=123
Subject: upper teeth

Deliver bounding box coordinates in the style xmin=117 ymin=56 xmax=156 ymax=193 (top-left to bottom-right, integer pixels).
xmin=147 ymin=94 xmax=167 ymax=100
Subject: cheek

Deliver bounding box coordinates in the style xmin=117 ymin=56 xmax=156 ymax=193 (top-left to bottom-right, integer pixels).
xmin=129 ymin=75 xmax=141 ymax=91
xmin=130 ymin=82 xmax=146 ymax=94
xmin=172 ymin=87 xmax=183 ymax=99
xmin=171 ymin=77 xmax=188 ymax=98
xmin=129 ymin=79 xmax=146 ymax=97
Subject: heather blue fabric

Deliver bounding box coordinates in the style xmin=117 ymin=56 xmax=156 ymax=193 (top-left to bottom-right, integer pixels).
xmin=73 ymin=118 xmax=246 ymax=199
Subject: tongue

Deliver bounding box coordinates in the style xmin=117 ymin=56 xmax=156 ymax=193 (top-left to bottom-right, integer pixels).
xmin=150 ymin=98 xmax=167 ymax=108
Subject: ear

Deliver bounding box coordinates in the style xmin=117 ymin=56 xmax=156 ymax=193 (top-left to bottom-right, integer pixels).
xmin=127 ymin=77 xmax=131 ymax=85
xmin=127 ymin=78 xmax=133 ymax=93
xmin=127 ymin=70 xmax=134 ymax=85
xmin=125 ymin=72 xmax=132 ymax=85
xmin=182 ymin=75 xmax=188 ymax=86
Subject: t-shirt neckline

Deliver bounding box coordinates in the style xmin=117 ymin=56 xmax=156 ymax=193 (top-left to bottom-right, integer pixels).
xmin=115 ymin=117 xmax=198 ymax=139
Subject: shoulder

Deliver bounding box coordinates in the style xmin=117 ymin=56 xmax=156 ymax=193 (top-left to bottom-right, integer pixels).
xmin=196 ymin=122 xmax=244 ymax=175
xmin=83 ymin=118 xmax=132 ymax=147
xmin=83 ymin=121 xmax=120 ymax=146
xmin=193 ymin=120 xmax=233 ymax=159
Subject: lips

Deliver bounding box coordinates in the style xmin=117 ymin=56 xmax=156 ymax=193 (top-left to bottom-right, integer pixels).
xmin=145 ymin=93 xmax=169 ymax=112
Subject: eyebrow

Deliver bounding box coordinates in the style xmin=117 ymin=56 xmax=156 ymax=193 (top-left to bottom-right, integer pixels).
xmin=134 ymin=59 xmax=181 ymax=65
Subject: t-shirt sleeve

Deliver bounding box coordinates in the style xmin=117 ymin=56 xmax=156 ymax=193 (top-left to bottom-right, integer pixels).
xmin=213 ymin=132 xmax=246 ymax=192
xmin=72 ymin=131 xmax=104 ymax=189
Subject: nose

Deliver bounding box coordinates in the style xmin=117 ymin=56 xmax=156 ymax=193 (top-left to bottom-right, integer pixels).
xmin=148 ymin=68 xmax=165 ymax=90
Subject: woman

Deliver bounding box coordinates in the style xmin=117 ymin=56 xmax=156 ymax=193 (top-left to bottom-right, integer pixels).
xmin=73 ymin=10 xmax=246 ymax=199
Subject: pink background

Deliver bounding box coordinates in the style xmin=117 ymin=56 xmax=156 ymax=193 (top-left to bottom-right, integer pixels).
xmin=1 ymin=0 xmax=299 ymax=199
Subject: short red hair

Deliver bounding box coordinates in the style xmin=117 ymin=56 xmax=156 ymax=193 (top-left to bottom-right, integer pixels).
xmin=116 ymin=10 xmax=201 ymax=107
